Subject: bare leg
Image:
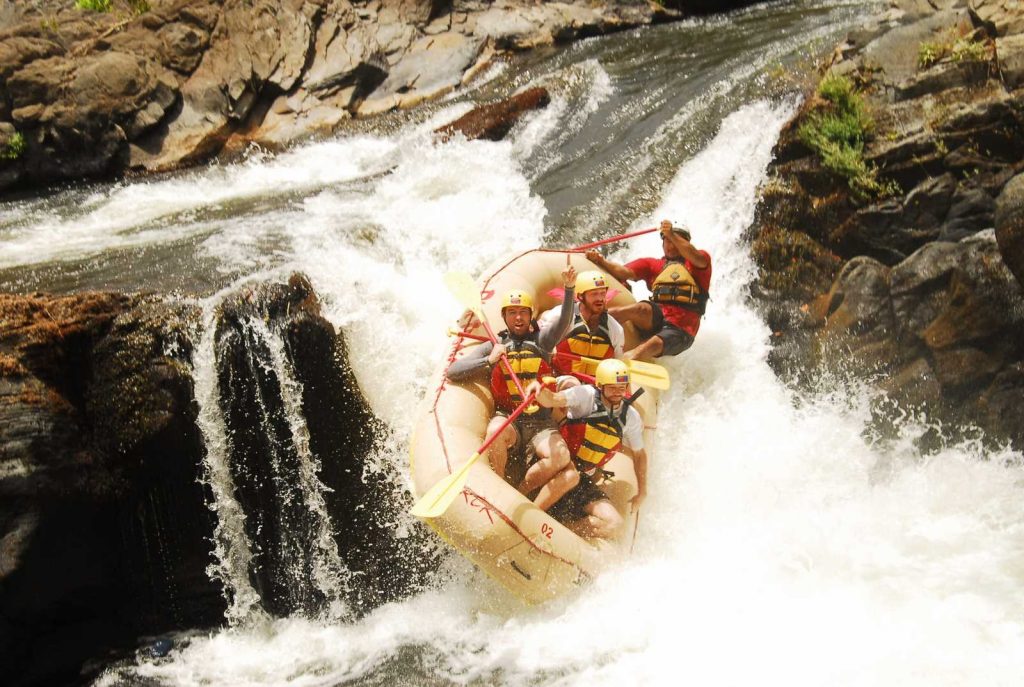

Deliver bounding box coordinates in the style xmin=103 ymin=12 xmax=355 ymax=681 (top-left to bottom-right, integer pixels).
xmin=485 ymin=415 xmax=518 ymax=481
xmin=623 ymin=334 xmax=665 ymax=360
xmin=518 ymin=432 xmax=576 ymax=510
xmin=572 ymin=499 xmax=624 ymax=539
xmin=607 ymin=302 xmax=656 ymax=331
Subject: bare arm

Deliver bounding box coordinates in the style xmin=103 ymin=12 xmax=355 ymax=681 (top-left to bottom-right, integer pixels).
xmin=524 ymin=380 xmax=568 ymax=408
xmin=584 ymin=249 xmax=637 ymax=283
xmin=629 ymin=448 xmax=648 ymax=512
xmin=663 ymin=230 xmax=709 ymax=269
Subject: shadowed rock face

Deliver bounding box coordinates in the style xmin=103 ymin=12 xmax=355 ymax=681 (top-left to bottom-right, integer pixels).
xmin=213 ymin=275 xmax=438 ymax=617
xmin=0 ymin=292 xmax=222 ymax=687
xmin=0 ymin=0 xmax=686 ymax=193
xmin=749 ymin=0 xmax=1024 ymax=449
xmin=0 ymin=276 xmax=440 ymax=685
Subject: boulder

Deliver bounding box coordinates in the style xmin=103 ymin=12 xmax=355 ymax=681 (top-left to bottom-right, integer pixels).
xmin=359 ymin=31 xmax=485 ymax=115
xmin=434 ymin=86 xmax=551 ymax=142
xmin=0 ymin=292 xmax=222 ymax=687
xmin=994 ymin=172 xmax=1024 ymax=286
xmin=969 ymin=0 xmax=1024 ymax=36
xmin=996 ymin=32 xmax=1024 ymax=89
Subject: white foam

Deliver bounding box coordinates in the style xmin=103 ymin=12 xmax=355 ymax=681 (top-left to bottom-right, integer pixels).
xmin=103 ymin=99 xmax=1024 ymax=687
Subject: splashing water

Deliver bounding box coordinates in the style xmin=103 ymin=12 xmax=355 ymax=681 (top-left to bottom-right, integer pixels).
xmin=3 ymin=2 xmax=1019 ymax=684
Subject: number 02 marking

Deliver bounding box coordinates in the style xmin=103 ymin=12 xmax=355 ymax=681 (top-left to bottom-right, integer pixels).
xmin=540 ymin=523 xmax=553 ymax=539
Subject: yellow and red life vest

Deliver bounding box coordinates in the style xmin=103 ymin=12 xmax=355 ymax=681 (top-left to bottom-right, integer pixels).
xmin=489 ymin=328 xmax=553 ymax=413
xmin=559 ymin=387 xmax=627 ymax=474
xmin=553 ymin=312 xmax=615 ymax=377
xmin=651 ymin=259 xmax=708 ymax=314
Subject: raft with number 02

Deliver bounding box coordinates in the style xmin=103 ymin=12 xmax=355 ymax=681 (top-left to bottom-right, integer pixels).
xmin=409 ymin=248 xmax=660 ymax=605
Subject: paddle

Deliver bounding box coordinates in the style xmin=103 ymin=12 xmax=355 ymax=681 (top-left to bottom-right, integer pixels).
xmin=446 ymin=330 xmax=669 ymax=389
xmin=444 ymin=271 xmax=533 ymax=408
xmin=554 ymin=351 xmax=670 ymax=390
xmin=572 ymin=227 xmax=658 ymax=251
xmin=411 ymin=390 xmax=539 ymax=519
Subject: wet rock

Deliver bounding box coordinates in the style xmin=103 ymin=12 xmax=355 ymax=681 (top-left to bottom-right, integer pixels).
xmin=749 ymin=0 xmax=1024 ymax=448
xmin=1 ymin=0 xmax=679 ymax=191
xmin=213 ymin=275 xmax=438 ymax=615
xmin=0 ymin=292 xmax=221 ymax=687
xmin=434 ymin=86 xmax=551 ymax=142
xmin=994 ymin=172 xmax=1024 ymax=287
xmin=831 ymin=174 xmax=956 ymax=263
xmin=939 ymin=182 xmax=995 ymax=240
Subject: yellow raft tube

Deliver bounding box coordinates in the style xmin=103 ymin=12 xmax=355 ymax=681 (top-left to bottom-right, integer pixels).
xmin=410 ymin=249 xmax=659 ymax=605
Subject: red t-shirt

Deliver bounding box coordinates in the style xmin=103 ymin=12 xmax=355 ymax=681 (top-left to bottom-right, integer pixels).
xmin=626 ymin=252 xmax=712 ymax=336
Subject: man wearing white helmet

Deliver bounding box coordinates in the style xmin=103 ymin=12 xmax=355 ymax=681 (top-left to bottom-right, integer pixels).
xmin=525 ymin=358 xmax=647 ymax=539
xmin=539 ymin=269 xmax=625 ymax=386
xmin=586 ymin=219 xmax=711 ymax=359
xmin=446 ymin=265 xmax=579 ymax=512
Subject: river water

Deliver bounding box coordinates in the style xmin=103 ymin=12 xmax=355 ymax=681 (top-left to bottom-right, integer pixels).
xmin=5 ymin=0 xmax=1024 ymax=684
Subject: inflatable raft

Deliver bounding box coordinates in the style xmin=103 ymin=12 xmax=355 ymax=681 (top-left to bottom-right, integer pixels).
xmin=410 ymin=249 xmax=659 ymax=604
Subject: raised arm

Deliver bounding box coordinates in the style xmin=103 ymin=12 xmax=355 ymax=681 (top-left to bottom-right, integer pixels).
xmin=537 ymin=264 xmax=577 ymax=350
xmin=584 ymin=249 xmax=637 ymax=284
xmin=662 ymin=226 xmax=709 ymax=269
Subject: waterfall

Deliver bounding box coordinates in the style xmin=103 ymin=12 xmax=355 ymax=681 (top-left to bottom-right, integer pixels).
xmin=192 ymin=302 xmax=266 ymax=626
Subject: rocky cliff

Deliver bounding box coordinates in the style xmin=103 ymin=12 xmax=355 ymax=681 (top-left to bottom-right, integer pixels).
xmin=0 ymin=0 xmax=693 ymax=193
xmin=750 ymin=0 xmax=1024 ymax=449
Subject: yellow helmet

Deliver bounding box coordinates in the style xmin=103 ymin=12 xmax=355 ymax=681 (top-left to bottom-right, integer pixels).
xmin=575 ymin=270 xmax=609 ymax=295
xmin=500 ymin=289 xmax=534 ymax=311
xmin=595 ymin=359 xmax=630 ymax=386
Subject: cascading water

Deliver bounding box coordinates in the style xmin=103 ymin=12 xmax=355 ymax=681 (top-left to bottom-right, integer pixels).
xmin=3 ymin=1 xmax=1024 ymax=685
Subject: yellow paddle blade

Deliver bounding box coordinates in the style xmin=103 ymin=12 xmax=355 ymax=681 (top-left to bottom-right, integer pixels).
xmin=410 ymin=452 xmax=482 ymax=519
xmin=629 ymin=369 xmax=670 ymax=391
xmin=444 ymin=271 xmax=484 ymax=318
xmin=624 ymin=360 xmax=670 ymax=390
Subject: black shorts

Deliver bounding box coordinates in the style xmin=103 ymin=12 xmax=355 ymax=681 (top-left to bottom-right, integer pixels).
xmin=643 ymin=301 xmax=695 ymax=357
xmin=550 ymin=471 xmax=608 ymax=523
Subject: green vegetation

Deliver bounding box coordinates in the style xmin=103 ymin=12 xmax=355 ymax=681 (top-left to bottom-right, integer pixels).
xmin=798 ymin=72 xmax=893 ymax=200
xmin=127 ymin=0 xmax=151 ymax=14
xmin=918 ymin=29 xmax=989 ymax=69
xmin=918 ymin=42 xmax=943 ymax=69
xmin=2 ymin=132 xmax=26 ymax=161
xmin=75 ymin=0 xmax=112 ymax=11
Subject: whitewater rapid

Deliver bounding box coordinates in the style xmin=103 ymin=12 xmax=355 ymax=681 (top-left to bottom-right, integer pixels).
xmin=90 ymin=94 xmax=1024 ymax=687
xmin=2 ymin=1 xmax=1019 ymax=683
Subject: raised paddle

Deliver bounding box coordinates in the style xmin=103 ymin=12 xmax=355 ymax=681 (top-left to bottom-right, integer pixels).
xmin=444 ymin=271 xmax=533 ymax=407
xmin=572 ymin=227 xmax=658 ymax=251
xmin=446 ymin=329 xmax=670 ymax=390
xmin=411 ymin=390 xmax=539 ymax=519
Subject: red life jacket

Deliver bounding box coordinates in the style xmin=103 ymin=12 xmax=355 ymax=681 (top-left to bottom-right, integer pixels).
xmin=489 ymin=327 xmax=553 ymax=414
xmin=553 ymin=311 xmax=615 ymax=378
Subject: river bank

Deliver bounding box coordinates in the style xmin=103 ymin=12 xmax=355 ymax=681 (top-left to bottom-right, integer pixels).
xmin=750 ymin=0 xmax=1024 ymax=451
xmin=0 ymin=0 xmax=773 ymax=194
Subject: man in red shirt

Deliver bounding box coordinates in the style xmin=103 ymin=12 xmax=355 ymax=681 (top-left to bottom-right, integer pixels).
xmin=585 ymin=219 xmax=711 ymax=359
